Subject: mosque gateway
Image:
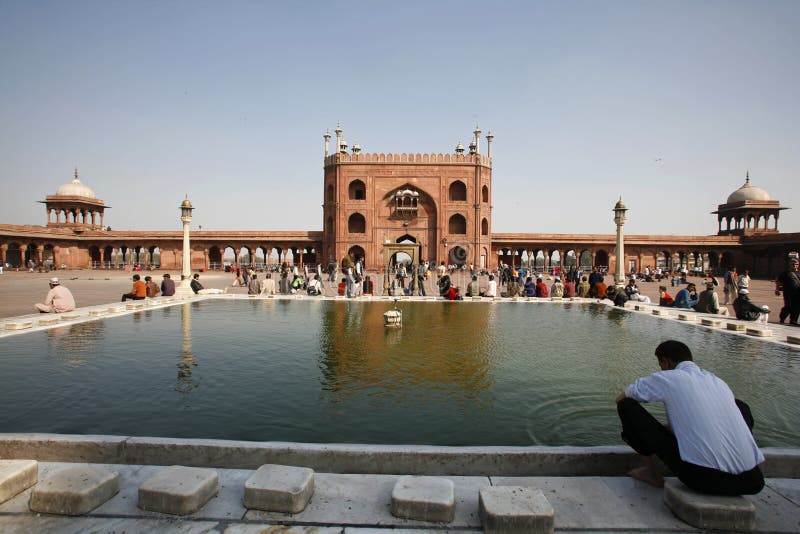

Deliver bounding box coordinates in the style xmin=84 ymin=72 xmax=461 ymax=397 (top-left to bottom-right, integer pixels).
xmin=0 ymin=128 xmax=797 ymax=277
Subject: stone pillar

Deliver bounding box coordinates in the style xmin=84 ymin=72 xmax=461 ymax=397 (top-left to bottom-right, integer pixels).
xmin=0 ymin=244 xmax=7 ymax=267
xmin=298 ymin=248 xmax=304 ymax=269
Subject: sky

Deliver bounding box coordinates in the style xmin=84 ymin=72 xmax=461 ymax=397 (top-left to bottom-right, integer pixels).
xmin=1 ymin=0 xmax=798 ymax=235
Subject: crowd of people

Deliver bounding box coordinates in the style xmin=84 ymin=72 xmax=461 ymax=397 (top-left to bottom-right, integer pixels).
xmin=27 ymin=255 xmax=800 ymax=327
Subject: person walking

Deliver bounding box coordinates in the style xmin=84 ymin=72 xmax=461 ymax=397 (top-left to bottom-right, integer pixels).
xmin=775 ymin=257 xmax=800 ymax=325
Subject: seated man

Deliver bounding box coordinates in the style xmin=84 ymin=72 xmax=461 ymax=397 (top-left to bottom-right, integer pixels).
xmin=306 ymin=274 xmax=322 ymax=295
xmin=122 ymin=274 xmax=147 ymax=301
xmin=733 ymin=289 xmax=769 ymax=322
xmin=605 ymin=285 xmax=628 ymax=307
xmin=438 ymin=275 xmax=452 ymax=297
xmin=467 ymin=275 xmax=481 ymax=297
xmin=694 ymin=281 xmax=722 ymax=314
xmin=483 ymin=274 xmax=497 ymax=297
xmin=190 ymin=273 xmax=224 ymax=294
xmin=161 ymin=273 xmax=176 ymax=296
xmin=535 ymin=277 xmax=549 ymax=298
xmin=523 ymin=276 xmax=536 ymax=297
xmin=34 ymin=277 xmax=75 ymax=313
xmin=673 ymin=283 xmax=699 ymax=309
xmin=616 ymin=340 xmax=764 ymax=495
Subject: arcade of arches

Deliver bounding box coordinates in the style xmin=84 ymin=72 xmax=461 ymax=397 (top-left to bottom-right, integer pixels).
xmin=1 ymin=136 xmax=797 ymax=278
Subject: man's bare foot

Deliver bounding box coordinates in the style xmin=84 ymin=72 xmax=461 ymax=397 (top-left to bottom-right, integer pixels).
xmin=627 ymin=465 xmax=665 ymax=488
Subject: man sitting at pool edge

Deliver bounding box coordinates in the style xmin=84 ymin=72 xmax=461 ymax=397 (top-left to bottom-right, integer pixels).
xmin=615 ymin=340 xmax=764 ymax=496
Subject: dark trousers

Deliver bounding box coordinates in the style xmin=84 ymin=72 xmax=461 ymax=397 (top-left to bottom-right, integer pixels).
xmin=417 ymin=276 xmax=426 ymax=296
xmin=617 ymin=398 xmax=764 ymax=495
xmin=121 ymin=294 xmax=145 ymax=302
xmin=779 ymin=291 xmax=800 ymax=324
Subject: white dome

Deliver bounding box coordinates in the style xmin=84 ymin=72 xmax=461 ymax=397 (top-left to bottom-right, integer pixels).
xmin=56 ymin=173 xmax=96 ymax=199
xmin=726 ymin=175 xmax=770 ymax=203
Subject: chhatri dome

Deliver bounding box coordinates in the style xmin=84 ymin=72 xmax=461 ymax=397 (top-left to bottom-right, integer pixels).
xmin=713 ymin=171 xmax=787 ymax=236
xmin=55 ymin=169 xmax=97 ymax=199
xmin=725 ymin=172 xmax=771 ymax=203
xmin=40 ymin=168 xmax=108 ymax=230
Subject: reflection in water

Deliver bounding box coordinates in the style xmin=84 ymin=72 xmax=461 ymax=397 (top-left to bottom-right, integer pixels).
xmin=318 ymin=301 xmax=493 ymax=407
xmin=46 ymin=321 xmax=105 ymax=367
xmin=176 ymin=303 xmax=198 ymax=394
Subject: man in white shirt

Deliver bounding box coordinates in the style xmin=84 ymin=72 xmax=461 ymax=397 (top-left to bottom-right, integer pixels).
xmin=615 ymin=340 xmax=764 ymax=495
xmin=34 ymin=277 xmax=76 ymax=313
xmin=484 ymin=274 xmax=497 ymax=297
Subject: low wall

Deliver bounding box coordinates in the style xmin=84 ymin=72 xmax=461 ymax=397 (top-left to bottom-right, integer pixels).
xmin=1 ymin=434 xmax=797 ymax=478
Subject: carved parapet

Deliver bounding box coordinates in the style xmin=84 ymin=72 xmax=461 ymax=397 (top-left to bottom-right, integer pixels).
xmin=324 ymin=152 xmax=491 ymax=167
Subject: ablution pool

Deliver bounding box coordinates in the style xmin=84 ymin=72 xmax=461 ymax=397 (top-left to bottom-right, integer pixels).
xmin=1 ymin=299 xmax=797 ymax=447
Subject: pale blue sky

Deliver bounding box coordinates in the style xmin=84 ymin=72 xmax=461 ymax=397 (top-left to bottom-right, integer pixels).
xmin=1 ymin=1 xmax=797 ymax=235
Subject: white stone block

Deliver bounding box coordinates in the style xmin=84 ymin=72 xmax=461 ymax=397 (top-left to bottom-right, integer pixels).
xmin=0 ymin=460 xmax=38 ymax=504
xmin=5 ymin=321 xmax=33 ymax=331
xmin=746 ymin=327 xmax=772 ymax=337
xmin=787 ymin=335 xmax=800 ymax=346
xmin=88 ymin=309 xmax=107 ymax=317
xmin=138 ymin=465 xmax=218 ymax=515
xmin=727 ymin=322 xmax=746 ymax=331
xmin=125 ymin=303 xmax=144 ymax=310
xmin=38 ymin=317 xmax=61 ymax=326
xmin=244 ymin=464 xmax=314 ymax=513
xmin=107 ymin=306 xmax=126 ymax=314
xmin=60 ymin=313 xmax=80 ymax=320
xmin=663 ymin=478 xmax=755 ymax=531
xmin=29 ymin=465 xmax=119 ymax=516
xmin=390 ymin=475 xmax=455 ymax=523
xmin=479 ymin=486 xmax=553 ymax=533
xmin=701 ymin=318 xmax=722 ymax=327
xmin=652 ymin=309 xmax=668 ymax=316
xmin=678 ymin=314 xmax=696 ymax=322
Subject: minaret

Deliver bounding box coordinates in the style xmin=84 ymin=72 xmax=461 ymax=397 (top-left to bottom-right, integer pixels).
xmin=473 ymin=125 xmax=481 ymax=155
xmin=486 ymin=131 xmax=494 ymax=158
xmin=335 ymin=124 xmax=343 ymax=154
xmin=323 ymin=130 xmax=331 ymax=157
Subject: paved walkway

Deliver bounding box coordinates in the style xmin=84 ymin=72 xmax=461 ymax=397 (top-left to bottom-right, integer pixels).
xmin=0 ymin=460 xmax=798 ymax=533
xmin=0 ymin=268 xmax=792 ymax=323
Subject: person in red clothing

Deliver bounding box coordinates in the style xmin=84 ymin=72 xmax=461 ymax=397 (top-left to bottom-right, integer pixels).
xmin=446 ymin=286 xmax=462 ymax=300
xmin=535 ymin=277 xmax=549 ymax=297
xmin=337 ymin=277 xmax=347 ymax=295
xmin=659 ymin=285 xmax=675 ymax=306
xmin=122 ymin=274 xmax=147 ymax=301
xmin=593 ymin=280 xmax=608 ymax=299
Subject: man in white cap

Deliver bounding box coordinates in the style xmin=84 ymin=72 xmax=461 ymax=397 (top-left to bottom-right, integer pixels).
xmin=34 ymin=277 xmax=76 ymax=313
xmin=733 ymin=288 xmax=769 ymax=322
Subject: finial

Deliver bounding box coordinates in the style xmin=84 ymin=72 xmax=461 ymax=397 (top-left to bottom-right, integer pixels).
xmin=745 ymin=170 xmax=750 ymax=184
xmin=74 ymin=167 xmax=79 ymax=180
xmin=323 ymin=129 xmax=331 ymax=139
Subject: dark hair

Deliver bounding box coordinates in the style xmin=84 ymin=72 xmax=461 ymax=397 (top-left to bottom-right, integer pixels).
xmin=145 ymin=276 xmax=152 ymax=281
xmin=655 ymin=340 xmax=693 ymax=364
xmin=193 ymin=273 xmax=199 ymax=279
xmin=472 ymin=275 xmax=477 ymax=281
xmin=163 ymin=273 xmax=171 ymax=279
xmin=133 ymin=274 xmax=140 ymax=280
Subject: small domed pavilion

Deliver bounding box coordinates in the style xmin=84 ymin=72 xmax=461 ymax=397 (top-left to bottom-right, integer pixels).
xmin=39 ymin=169 xmax=109 ymax=230
xmin=713 ymin=172 xmax=787 ymax=235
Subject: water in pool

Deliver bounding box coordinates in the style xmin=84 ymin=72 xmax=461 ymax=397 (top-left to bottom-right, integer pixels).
xmin=0 ymin=300 xmax=797 ymax=447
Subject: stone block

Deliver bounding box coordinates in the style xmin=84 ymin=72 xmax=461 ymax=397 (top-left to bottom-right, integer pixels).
xmin=29 ymin=465 xmax=119 ymax=516
xmin=107 ymin=306 xmax=126 ymax=314
xmin=244 ymin=464 xmax=314 ymax=513
xmin=651 ymin=309 xmax=668 ymax=316
xmin=0 ymin=460 xmax=38 ymax=504
xmin=727 ymin=322 xmax=746 ymax=331
xmin=88 ymin=309 xmax=107 ymax=317
xmin=472 ymin=296 xmax=481 ymax=301
xmin=678 ymin=314 xmax=695 ymax=322
xmin=390 ymin=475 xmax=455 ymax=522
xmin=787 ymin=335 xmax=800 ymax=346
xmin=138 ymin=465 xmax=218 ymax=515
xmin=635 ymin=305 xmax=646 ymax=311
xmin=550 ymin=297 xmax=562 ymax=301
xmin=5 ymin=321 xmax=33 ymax=331
xmin=38 ymin=317 xmax=61 ymax=326
xmin=60 ymin=313 xmax=80 ymax=320
xmin=746 ymin=327 xmax=772 ymax=337
xmin=479 ymin=486 xmax=553 ymax=534
xmin=701 ymin=318 xmax=722 ymax=327
xmin=663 ymin=478 xmax=755 ymax=531
xmin=125 ymin=303 xmax=144 ymax=310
